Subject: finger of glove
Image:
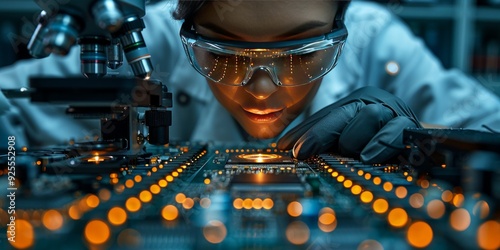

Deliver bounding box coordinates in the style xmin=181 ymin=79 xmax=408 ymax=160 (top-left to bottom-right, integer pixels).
xmin=277 ymin=112 xmax=330 ymax=150
xmin=339 ymin=103 xmax=395 ymax=157
xmin=360 ymin=116 xmax=419 ymax=164
xmin=292 ymin=102 xmax=364 ymax=159
xmin=278 ymin=87 xmax=402 ymax=150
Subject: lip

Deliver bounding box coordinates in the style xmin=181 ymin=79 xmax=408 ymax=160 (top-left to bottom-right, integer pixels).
xmin=243 ymin=108 xmax=284 ymax=122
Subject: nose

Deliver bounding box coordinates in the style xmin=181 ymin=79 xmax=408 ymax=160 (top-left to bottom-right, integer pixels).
xmin=243 ymin=68 xmax=279 ymax=100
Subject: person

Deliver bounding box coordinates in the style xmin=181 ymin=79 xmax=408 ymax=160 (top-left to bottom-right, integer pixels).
xmin=0 ymin=0 xmax=499 ymax=163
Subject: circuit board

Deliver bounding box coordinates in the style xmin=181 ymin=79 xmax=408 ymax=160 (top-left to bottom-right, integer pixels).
xmin=0 ymin=141 xmax=499 ymax=249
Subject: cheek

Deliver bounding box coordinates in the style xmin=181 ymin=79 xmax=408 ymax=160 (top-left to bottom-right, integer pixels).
xmin=282 ymin=80 xmax=323 ymax=112
xmin=207 ymin=81 xmax=243 ymax=106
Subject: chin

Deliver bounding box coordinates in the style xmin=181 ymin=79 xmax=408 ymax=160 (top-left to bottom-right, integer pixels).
xmin=244 ymin=123 xmax=286 ymax=139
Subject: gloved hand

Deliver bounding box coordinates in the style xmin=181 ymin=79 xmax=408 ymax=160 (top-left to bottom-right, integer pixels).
xmin=277 ymin=86 xmax=421 ymax=163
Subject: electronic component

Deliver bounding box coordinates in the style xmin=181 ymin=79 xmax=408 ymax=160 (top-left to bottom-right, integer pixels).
xmin=1 ymin=139 xmax=499 ymax=250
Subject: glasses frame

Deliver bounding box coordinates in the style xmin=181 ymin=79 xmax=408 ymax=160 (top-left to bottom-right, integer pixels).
xmin=179 ymin=1 xmax=349 ymax=86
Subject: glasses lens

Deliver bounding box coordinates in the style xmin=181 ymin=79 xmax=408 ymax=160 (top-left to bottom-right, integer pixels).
xmin=187 ymin=41 xmax=343 ymax=86
xmin=276 ymin=44 xmax=340 ymax=86
xmin=192 ymin=46 xmax=249 ymax=85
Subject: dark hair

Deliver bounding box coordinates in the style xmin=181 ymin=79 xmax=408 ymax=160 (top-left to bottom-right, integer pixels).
xmin=172 ymin=0 xmax=350 ymax=22
xmin=172 ymin=0 xmax=208 ymax=21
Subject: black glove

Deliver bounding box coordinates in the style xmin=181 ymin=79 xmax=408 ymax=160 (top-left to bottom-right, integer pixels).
xmin=277 ymin=86 xmax=421 ymax=163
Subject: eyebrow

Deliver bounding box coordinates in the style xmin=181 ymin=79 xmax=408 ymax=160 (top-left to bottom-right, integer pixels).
xmin=196 ymin=20 xmax=330 ymax=40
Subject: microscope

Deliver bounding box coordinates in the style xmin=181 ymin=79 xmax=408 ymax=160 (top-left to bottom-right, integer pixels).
xmin=25 ymin=0 xmax=173 ymax=159
xmin=0 ymin=0 xmax=174 ymax=177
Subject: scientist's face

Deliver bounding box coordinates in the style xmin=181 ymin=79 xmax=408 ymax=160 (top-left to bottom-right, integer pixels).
xmin=193 ymin=0 xmax=337 ymax=139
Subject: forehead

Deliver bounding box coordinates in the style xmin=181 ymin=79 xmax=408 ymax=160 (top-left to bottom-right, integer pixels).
xmin=193 ymin=0 xmax=338 ymax=40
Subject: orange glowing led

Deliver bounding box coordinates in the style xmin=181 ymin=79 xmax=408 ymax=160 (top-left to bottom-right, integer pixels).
xmin=175 ymin=193 xmax=186 ymax=203
xmin=337 ymin=175 xmax=345 ymax=182
xmin=98 ymin=189 xmax=111 ymax=201
xmin=162 ymin=205 xmax=179 ymax=221
xmin=373 ymin=199 xmax=389 ymax=214
xmin=150 ymin=184 xmax=161 ymax=194
xmin=319 ymin=213 xmax=336 ymax=225
xmin=166 ymin=175 xmax=174 ymax=182
xmin=172 ymin=171 xmax=179 ymax=177
xmin=183 ymin=198 xmax=195 ymax=209
xmin=427 ymin=200 xmax=445 ymax=219
xmin=383 ymin=182 xmax=393 ymax=192
xmin=287 ymin=201 xmax=303 ymax=217
xmin=420 ymin=179 xmax=430 ymax=188
xmin=243 ymin=198 xmax=253 ymax=210
xmin=407 ymin=221 xmax=433 ymax=248
xmin=473 ymin=200 xmax=490 ymax=219
xmin=233 ymin=198 xmax=243 ymax=209
xmin=409 ymin=193 xmax=425 ymax=208
xmin=331 ymin=172 xmax=339 ymax=177
xmin=357 ymin=170 xmax=364 ymax=176
xmin=86 ymin=194 xmax=100 ymax=208
xmin=395 ymin=186 xmax=407 ymax=199
xmin=42 ymin=210 xmax=64 ymax=231
xmin=452 ymin=194 xmax=464 ymax=207
xmin=87 ymin=155 xmax=105 ymax=163
xmin=158 ymin=179 xmax=168 ymax=187
xmin=204 ymin=178 xmax=211 ymax=185
xmin=358 ymin=240 xmax=383 ymax=250
xmin=203 ymin=220 xmax=227 ymax=244
xmin=373 ymin=177 xmax=382 ymax=185
xmin=139 ymin=191 xmax=153 ymax=203
xmin=343 ymin=180 xmax=353 ymax=188
xmin=351 ymin=185 xmax=362 ymax=195
xmin=388 ymin=208 xmax=408 ymax=228
xmin=477 ymin=220 xmax=500 ymax=249
xmin=360 ymin=191 xmax=374 ymax=203
xmin=286 ymin=221 xmax=310 ymax=245
xmin=108 ymin=207 xmax=127 ymax=226
xmin=441 ymin=190 xmax=453 ymax=202
xmin=450 ymin=208 xmax=470 ymax=231
xmin=85 ymin=220 xmax=110 ymax=245
xmin=253 ymin=198 xmax=263 ymax=209
xmin=364 ymin=173 xmax=372 ymax=180
xmin=134 ymin=175 xmax=142 ymax=182
xmin=237 ymin=153 xmax=281 ymax=163
xmin=200 ymin=198 xmax=211 ymax=208
xmin=406 ymin=176 xmax=413 ymax=182
xmin=262 ymin=198 xmax=274 ymax=210
xmin=8 ymin=219 xmax=34 ymax=249
xmin=125 ymin=197 xmax=141 ymax=212
xmin=68 ymin=205 xmax=82 ymax=220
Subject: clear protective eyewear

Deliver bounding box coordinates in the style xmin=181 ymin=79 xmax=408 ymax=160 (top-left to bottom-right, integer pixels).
xmin=179 ymin=5 xmax=348 ymax=87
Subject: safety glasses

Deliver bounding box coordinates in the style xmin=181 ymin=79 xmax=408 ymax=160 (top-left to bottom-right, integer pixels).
xmin=179 ymin=5 xmax=348 ymax=86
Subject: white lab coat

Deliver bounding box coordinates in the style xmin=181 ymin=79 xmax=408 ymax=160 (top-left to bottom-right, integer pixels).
xmin=1 ymin=1 xmax=500 ymax=147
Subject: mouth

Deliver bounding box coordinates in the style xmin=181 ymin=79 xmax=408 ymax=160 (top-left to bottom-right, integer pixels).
xmin=243 ymin=108 xmax=284 ymax=123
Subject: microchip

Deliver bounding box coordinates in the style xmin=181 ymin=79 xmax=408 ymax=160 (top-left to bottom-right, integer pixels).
xmin=230 ymin=173 xmax=304 ymax=192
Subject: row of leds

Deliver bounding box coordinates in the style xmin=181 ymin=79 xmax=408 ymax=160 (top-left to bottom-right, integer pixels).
xmin=221 ymin=147 xmax=287 ymax=154
xmin=321 ymin=163 xmax=500 ymax=249
xmin=6 ymin=149 xmax=208 ymax=249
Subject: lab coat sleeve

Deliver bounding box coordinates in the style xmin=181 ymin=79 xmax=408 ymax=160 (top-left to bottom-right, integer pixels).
xmin=356 ymin=6 xmax=500 ymax=131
